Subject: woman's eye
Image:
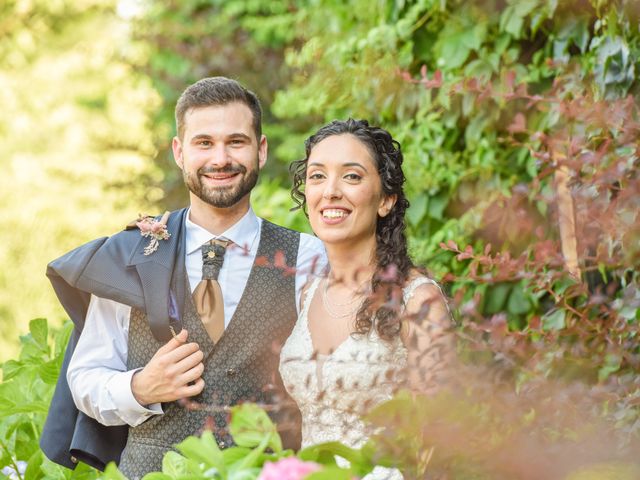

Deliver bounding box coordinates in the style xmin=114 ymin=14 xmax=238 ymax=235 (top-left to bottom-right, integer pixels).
xmin=344 ymin=173 xmax=362 ymax=181
xmin=308 ymin=172 xmax=325 ymax=180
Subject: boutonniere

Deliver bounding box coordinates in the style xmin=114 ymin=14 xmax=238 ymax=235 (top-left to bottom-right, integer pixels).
xmin=136 ymin=211 xmax=171 ymax=255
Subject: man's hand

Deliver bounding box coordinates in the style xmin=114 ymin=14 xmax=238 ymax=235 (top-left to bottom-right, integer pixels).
xmin=131 ymin=329 xmax=205 ymax=406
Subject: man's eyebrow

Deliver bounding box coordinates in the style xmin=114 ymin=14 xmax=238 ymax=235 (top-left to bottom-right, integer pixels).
xmin=191 ymin=133 xmax=213 ymax=141
xmin=228 ymin=133 xmax=252 ymax=141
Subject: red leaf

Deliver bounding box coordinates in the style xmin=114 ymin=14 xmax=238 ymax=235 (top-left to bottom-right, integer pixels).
xmin=507 ymin=113 xmax=527 ymax=134
xmin=274 ymin=250 xmax=287 ymax=269
xmin=505 ymin=70 xmax=516 ymax=91
xmin=254 ymin=255 xmax=270 ymax=267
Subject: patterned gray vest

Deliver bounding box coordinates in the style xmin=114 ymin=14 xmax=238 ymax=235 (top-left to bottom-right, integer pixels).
xmin=118 ymin=220 xmax=300 ymax=479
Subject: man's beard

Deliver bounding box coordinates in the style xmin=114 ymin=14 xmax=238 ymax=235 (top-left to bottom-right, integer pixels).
xmin=183 ymin=162 xmax=259 ymax=208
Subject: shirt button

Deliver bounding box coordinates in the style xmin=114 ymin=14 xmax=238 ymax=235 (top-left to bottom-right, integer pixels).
xmin=226 ymin=368 xmax=236 ymax=377
xmin=218 ymin=440 xmax=226 ymax=448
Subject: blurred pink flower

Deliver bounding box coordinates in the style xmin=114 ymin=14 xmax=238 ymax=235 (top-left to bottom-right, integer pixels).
xmin=258 ymin=457 xmax=321 ymax=480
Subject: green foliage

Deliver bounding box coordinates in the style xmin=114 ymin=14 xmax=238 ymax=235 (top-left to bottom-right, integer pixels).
xmin=0 ymin=319 xmax=99 ymax=480
xmin=102 ymin=403 xmax=374 ymax=480
xmin=0 ymin=0 xmax=162 ymax=360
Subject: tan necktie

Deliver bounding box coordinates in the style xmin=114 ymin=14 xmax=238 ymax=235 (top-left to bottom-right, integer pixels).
xmin=193 ymin=239 xmax=230 ymax=343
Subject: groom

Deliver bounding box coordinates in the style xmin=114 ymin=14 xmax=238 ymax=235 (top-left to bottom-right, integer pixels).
xmin=40 ymin=77 xmax=325 ymax=478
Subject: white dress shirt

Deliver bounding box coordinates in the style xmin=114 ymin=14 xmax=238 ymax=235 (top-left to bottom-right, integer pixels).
xmin=67 ymin=208 xmax=326 ymax=427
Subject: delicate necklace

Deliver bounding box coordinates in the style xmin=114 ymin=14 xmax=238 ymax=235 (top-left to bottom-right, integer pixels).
xmin=321 ymin=277 xmax=369 ymax=319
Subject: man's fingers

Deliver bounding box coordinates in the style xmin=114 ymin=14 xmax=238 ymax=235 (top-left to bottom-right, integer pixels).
xmin=179 ymin=362 xmax=205 ymax=385
xmin=157 ymin=328 xmax=189 ymax=355
xmin=165 ymin=342 xmax=201 ymax=364
xmin=174 ymin=349 xmax=204 ymax=374
xmin=180 ymin=377 xmax=205 ymax=398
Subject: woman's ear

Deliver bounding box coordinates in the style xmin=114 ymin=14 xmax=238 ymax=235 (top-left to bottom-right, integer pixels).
xmin=378 ymin=194 xmax=397 ymax=217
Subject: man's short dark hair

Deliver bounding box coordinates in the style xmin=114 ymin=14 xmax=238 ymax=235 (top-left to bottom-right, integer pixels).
xmin=175 ymin=77 xmax=262 ymax=141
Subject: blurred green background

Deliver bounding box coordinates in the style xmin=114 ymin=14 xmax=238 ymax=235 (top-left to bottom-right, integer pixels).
xmin=1 ymin=0 xmax=638 ymax=361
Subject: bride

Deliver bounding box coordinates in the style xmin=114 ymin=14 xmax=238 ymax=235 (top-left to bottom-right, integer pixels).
xmin=279 ymin=119 xmax=451 ymax=479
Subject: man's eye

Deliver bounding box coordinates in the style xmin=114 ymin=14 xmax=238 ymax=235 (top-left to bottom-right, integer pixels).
xmin=198 ymin=140 xmax=212 ymax=147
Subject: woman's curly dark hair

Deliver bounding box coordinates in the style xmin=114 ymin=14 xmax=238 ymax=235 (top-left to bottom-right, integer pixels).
xmin=290 ymin=118 xmax=416 ymax=342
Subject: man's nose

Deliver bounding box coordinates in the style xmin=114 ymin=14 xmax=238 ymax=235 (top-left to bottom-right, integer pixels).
xmin=208 ymin=144 xmax=232 ymax=168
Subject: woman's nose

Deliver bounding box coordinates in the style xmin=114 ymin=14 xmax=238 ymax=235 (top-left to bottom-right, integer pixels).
xmin=322 ymin=178 xmax=342 ymax=199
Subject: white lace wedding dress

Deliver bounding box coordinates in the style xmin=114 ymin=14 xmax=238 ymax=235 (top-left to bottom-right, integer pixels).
xmin=279 ymin=275 xmax=437 ymax=480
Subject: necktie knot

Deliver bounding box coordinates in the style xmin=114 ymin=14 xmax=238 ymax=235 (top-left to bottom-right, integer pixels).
xmin=201 ymin=239 xmax=229 ymax=280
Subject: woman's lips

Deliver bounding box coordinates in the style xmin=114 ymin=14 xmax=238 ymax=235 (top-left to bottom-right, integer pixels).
xmin=320 ymin=207 xmax=351 ymax=224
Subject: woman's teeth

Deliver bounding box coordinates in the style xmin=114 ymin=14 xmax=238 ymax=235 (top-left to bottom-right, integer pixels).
xmin=323 ymin=209 xmax=348 ymax=219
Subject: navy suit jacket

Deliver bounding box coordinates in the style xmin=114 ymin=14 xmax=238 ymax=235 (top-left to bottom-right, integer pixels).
xmin=40 ymin=209 xmax=188 ymax=470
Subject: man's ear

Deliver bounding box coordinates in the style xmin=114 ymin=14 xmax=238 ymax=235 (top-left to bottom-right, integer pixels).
xmin=172 ymin=136 xmax=184 ymax=169
xmin=258 ymin=134 xmax=268 ymax=169
xmin=378 ymin=194 xmax=397 ymax=218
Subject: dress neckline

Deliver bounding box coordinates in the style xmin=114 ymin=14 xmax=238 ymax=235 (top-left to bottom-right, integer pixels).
xmin=302 ymin=276 xmax=353 ymax=357
xmin=300 ymin=275 xmax=436 ymax=358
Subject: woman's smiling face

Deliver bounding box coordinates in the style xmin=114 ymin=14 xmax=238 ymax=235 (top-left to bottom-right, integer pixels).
xmin=305 ymin=133 xmax=396 ymax=247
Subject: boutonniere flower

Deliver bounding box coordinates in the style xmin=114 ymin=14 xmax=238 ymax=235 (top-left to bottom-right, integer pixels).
xmin=137 ymin=211 xmax=171 ymax=255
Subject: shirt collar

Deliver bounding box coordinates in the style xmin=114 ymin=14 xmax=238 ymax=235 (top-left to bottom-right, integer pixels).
xmin=185 ymin=207 xmax=260 ymax=255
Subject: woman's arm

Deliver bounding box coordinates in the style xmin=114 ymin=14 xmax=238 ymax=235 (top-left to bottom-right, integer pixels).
xmin=401 ymin=281 xmax=454 ymax=393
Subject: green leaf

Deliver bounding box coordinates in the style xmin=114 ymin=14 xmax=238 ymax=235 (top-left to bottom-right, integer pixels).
xmin=68 ymin=462 xmax=98 ymax=479
xmin=231 ymin=436 xmax=270 ymax=472
xmin=142 ymin=473 xmax=173 ymax=480
xmin=100 ymin=463 xmax=128 ymax=480
xmin=24 ymin=450 xmax=43 ymax=480
xmin=227 ymin=468 xmax=261 ymax=480
xmin=39 ymin=457 xmax=72 ymax=480
xmin=598 ymin=361 xmax=621 ymax=382
xmin=1 ymin=361 xmax=24 ymax=382
xmin=500 ymin=6 xmax=522 ymax=38
xmin=161 ymin=451 xmax=188 ymax=477
xmin=29 ymin=319 xmax=49 ymax=353
xmin=176 ymin=431 xmax=224 ymax=471
xmin=306 ymin=466 xmax=354 ymax=480
xmin=542 ymin=309 xmax=565 ymax=331
xmin=39 ymin=359 xmax=61 ymax=385
xmin=427 ymin=192 xmax=448 ymax=221
xmin=229 ymin=404 xmax=282 ymax=453
xmin=485 ymin=284 xmax=511 ymax=314
xmin=53 ymin=322 xmax=73 ymax=359
xmin=298 ymin=442 xmax=363 ymax=466
xmin=407 ymin=194 xmax=427 ymax=227
xmin=507 ymin=284 xmax=531 ymax=315
xmin=222 ymin=447 xmax=253 ymax=465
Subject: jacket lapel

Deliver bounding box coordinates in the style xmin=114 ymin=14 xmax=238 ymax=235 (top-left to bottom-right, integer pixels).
xmin=128 ymin=208 xmax=188 ymax=342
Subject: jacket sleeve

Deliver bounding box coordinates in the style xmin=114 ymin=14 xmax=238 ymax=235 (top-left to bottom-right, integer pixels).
xmin=40 ymin=237 xmax=130 ymax=471
xmin=40 ymin=326 xmax=128 ymax=471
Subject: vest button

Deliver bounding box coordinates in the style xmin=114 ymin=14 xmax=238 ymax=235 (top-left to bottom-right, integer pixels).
xmin=226 ymin=368 xmax=236 ymax=377
xmin=70 ymin=456 xmax=78 ymax=464
xmin=218 ymin=440 xmax=226 ymax=448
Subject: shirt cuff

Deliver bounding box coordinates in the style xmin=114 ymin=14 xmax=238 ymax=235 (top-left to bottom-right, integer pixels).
xmin=107 ymin=369 xmax=163 ymax=426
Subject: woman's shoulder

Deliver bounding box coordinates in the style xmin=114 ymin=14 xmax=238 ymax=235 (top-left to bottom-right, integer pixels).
xmin=403 ymin=269 xmax=448 ymax=316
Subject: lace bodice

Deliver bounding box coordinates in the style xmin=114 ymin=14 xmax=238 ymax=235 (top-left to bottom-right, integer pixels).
xmin=279 ymin=276 xmax=436 ymax=478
